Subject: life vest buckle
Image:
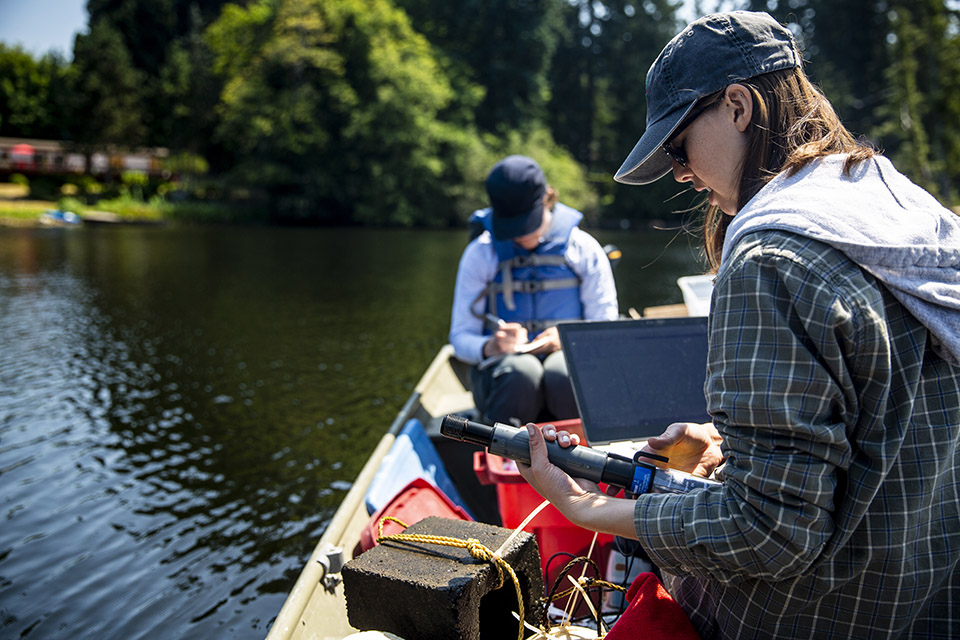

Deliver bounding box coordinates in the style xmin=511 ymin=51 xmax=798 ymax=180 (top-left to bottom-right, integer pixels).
xmin=519 ymin=280 xmax=544 ymax=293
xmin=512 ymin=255 xmax=534 ymax=268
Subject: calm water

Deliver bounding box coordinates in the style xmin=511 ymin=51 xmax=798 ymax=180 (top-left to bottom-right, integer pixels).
xmin=0 ymin=223 xmax=704 ymax=639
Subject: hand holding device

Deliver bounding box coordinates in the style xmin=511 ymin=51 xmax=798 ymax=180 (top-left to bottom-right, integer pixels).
xmin=440 ymin=415 xmax=719 ymax=495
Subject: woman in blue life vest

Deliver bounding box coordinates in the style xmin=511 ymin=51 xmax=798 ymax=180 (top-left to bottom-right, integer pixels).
xmin=449 ymin=155 xmax=619 ymax=425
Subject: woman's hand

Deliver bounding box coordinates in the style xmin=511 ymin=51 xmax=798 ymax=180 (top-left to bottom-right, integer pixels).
xmin=516 ymin=423 xmax=639 ymax=539
xmin=641 ymin=421 xmax=725 ymax=477
xmin=516 ymin=424 xmax=591 ymax=507
xmin=527 ymin=326 xmax=562 ymax=355
xmin=540 ymin=422 xmax=580 ymax=447
xmin=482 ymin=322 xmax=529 ymax=357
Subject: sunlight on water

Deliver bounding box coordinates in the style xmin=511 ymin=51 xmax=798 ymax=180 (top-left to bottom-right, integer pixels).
xmin=0 ymin=265 xmax=294 ymax=637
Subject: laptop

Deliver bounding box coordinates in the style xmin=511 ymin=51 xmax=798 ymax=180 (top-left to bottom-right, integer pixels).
xmin=557 ymin=317 xmax=710 ymax=449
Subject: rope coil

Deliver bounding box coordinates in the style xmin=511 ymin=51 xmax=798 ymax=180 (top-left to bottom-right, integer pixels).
xmin=376 ymin=516 xmax=526 ymax=640
xmin=548 ymin=577 xmax=625 ymax=602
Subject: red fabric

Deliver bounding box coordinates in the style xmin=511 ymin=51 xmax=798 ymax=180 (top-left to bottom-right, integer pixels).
xmin=604 ymin=572 xmax=701 ymax=640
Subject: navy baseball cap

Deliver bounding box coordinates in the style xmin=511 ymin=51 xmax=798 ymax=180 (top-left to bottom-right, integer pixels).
xmin=615 ymin=11 xmax=801 ymax=185
xmin=485 ymin=155 xmax=547 ymax=240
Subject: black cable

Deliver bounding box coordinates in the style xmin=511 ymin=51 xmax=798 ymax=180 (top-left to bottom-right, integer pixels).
xmin=540 ymin=551 xmax=577 ymax=628
xmin=543 ymin=555 xmax=608 ymax=635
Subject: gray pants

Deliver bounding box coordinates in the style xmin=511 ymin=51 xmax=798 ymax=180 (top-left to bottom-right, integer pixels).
xmin=470 ymin=350 xmax=578 ymax=425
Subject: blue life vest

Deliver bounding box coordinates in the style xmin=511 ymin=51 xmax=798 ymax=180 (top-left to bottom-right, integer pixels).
xmin=470 ymin=203 xmax=584 ymax=335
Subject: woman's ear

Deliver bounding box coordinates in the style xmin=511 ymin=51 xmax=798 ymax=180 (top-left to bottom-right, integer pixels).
xmin=542 ymin=186 xmax=558 ymax=212
xmin=725 ymin=83 xmax=753 ymax=133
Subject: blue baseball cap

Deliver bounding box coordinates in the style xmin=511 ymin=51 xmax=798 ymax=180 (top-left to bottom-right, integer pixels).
xmin=615 ymin=11 xmax=801 ymax=185
xmin=485 ymin=155 xmax=547 ymax=240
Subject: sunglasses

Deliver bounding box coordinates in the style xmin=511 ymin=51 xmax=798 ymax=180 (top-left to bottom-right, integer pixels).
xmin=662 ymin=95 xmax=723 ymax=167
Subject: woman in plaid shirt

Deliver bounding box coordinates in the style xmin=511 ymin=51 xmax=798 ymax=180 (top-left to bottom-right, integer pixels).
xmin=519 ymin=11 xmax=960 ymax=639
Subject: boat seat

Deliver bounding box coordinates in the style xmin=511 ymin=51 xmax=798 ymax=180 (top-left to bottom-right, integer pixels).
xmin=364 ymin=418 xmax=475 ymax=519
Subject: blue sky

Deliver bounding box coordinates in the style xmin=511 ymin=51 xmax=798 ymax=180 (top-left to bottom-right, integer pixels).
xmin=0 ymin=0 xmax=88 ymax=58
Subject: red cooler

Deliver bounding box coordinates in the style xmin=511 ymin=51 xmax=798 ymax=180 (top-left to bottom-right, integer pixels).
xmin=359 ymin=477 xmax=473 ymax=553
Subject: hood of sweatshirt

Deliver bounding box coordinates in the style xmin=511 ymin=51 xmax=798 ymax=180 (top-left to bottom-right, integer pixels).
xmin=720 ymin=154 xmax=960 ymax=364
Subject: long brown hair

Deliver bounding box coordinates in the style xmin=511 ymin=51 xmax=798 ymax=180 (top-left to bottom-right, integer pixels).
xmin=702 ymin=67 xmax=875 ymax=269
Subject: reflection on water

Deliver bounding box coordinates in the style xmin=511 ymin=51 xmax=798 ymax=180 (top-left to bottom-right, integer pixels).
xmin=0 ymin=224 xmax=703 ymax=638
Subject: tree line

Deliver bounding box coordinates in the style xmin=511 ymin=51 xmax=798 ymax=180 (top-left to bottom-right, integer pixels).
xmin=1 ymin=0 xmax=958 ymax=226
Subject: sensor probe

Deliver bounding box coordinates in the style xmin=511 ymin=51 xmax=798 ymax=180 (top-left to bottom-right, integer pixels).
xmin=440 ymin=414 xmax=718 ymax=495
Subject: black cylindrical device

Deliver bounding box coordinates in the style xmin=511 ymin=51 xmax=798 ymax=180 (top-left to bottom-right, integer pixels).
xmin=440 ymin=414 xmax=719 ymax=496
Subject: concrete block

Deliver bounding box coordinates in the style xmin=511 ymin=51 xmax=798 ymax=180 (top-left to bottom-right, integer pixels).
xmin=342 ymin=516 xmax=543 ymax=640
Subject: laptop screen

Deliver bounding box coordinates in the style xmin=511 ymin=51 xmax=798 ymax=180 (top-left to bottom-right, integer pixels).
xmin=558 ymin=317 xmax=710 ymax=444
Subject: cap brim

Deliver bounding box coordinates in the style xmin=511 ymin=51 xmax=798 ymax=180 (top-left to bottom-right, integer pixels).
xmin=491 ymin=205 xmax=543 ymax=241
xmin=614 ymin=101 xmax=698 ymax=185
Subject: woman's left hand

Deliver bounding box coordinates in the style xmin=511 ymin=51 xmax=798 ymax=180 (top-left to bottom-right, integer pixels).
xmin=516 ymin=424 xmax=593 ymax=506
xmin=516 ymin=423 xmax=639 ymax=539
xmin=527 ymin=326 xmax=562 ymax=355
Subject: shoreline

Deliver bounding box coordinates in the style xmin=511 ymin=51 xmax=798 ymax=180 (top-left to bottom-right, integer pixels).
xmin=0 ymin=207 xmax=162 ymax=228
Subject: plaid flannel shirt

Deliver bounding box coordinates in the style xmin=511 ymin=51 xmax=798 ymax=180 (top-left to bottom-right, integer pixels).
xmin=634 ymin=230 xmax=960 ymax=639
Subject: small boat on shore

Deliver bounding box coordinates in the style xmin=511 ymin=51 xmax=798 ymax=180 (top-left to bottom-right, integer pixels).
xmin=266 ymin=290 xmax=709 ymax=640
xmin=80 ymin=210 xmax=165 ymax=226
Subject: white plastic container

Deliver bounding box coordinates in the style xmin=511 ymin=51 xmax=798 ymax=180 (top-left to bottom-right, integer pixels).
xmin=602 ymin=547 xmax=653 ymax=612
xmin=677 ymin=274 xmax=714 ymax=316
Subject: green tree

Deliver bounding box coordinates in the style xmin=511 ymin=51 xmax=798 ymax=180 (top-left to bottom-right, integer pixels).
xmin=875 ymin=2 xmax=960 ymax=202
xmin=394 ymin=0 xmax=565 ymax=134
xmin=208 ymin=0 xmax=488 ymax=225
xmin=876 ymin=6 xmax=934 ymax=193
xmin=87 ymin=0 xmax=231 ymax=77
xmin=64 ymin=20 xmax=147 ymax=151
xmin=547 ymin=0 xmax=683 ymax=224
xmin=744 ymin=0 xmax=890 ymax=139
xmin=0 ymin=44 xmax=67 ymax=138
xmin=937 ymin=4 xmax=960 ymax=202
xmin=156 ymin=5 xmax=224 ymax=157
xmin=85 ymin=0 xmax=235 ymax=156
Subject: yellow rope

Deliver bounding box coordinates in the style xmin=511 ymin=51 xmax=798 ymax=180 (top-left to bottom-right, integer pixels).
xmin=376 ymin=516 xmax=526 ymax=640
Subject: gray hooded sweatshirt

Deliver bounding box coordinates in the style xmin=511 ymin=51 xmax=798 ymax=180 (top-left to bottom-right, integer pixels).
xmin=720 ymin=154 xmax=960 ymax=364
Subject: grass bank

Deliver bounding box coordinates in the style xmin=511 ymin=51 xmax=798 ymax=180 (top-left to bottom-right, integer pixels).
xmin=0 ymin=183 xmax=263 ymax=226
xmin=0 ymin=184 xmax=52 ymax=225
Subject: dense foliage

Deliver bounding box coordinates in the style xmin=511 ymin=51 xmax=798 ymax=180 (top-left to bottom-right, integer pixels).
xmin=1 ymin=0 xmax=958 ymax=225
xmin=0 ymin=44 xmax=68 ymax=140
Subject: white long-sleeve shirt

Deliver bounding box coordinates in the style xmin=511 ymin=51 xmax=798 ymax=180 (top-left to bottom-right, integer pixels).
xmin=449 ymin=226 xmax=619 ymax=364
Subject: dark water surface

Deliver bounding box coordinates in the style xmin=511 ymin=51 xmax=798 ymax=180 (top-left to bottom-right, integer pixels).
xmin=0 ymin=224 xmax=703 ymax=639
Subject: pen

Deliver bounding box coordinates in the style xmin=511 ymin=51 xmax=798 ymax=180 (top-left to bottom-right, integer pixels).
xmin=485 ymin=313 xmax=507 ymax=328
